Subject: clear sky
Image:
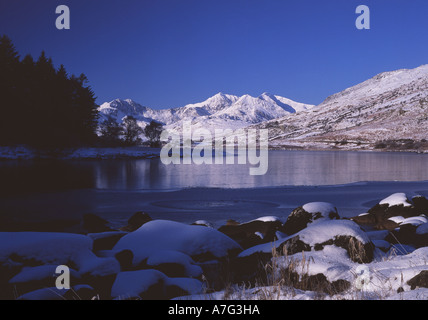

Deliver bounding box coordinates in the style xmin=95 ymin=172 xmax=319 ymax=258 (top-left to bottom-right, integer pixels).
xmin=1 ymin=0 xmax=428 ymax=109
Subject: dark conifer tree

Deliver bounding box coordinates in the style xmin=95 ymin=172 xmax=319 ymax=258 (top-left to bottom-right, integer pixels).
xmin=0 ymin=35 xmax=99 ymax=148
xmin=0 ymin=35 xmax=20 ymax=145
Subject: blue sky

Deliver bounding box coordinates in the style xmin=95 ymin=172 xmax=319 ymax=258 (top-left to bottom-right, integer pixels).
xmin=1 ymin=0 xmax=428 ymax=108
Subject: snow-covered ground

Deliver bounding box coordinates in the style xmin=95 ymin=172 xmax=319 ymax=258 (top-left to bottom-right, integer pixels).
xmin=0 ymin=146 xmax=159 ymax=160
xmin=1 ymin=192 xmax=427 ymax=300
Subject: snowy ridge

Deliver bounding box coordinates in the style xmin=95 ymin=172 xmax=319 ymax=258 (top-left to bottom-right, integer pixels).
xmin=98 ymin=92 xmax=314 ymax=132
xmin=254 ymin=64 xmax=428 ymax=149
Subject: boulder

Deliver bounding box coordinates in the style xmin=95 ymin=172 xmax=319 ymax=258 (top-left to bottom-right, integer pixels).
xmin=113 ymin=220 xmax=242 ymax=266
xmin=407 ymin=270 xmax=428 ymax=290
xmin=82 ymin=214 xmax=113 ymax=233
xmin=119 ymin=212 xmax=152 ymax=232
xmin=282 ymin=202 xmax=340 ymax=235
xmin=88 ymin=231 xmax=127 ymax=251
xmin=234 ymin=220 xmax=374 ymax=285
xmin=240 ymin=220 xmax=374 ymax=264
xmin=218 ymin=217 xmax=282 ymax=249
xmin=8 ymin=264 xmax=80 ymax=296
xmin=351 ymin=194 xmax=428 ymax=230
xmin=412 ymin=195 xmax=428 ymax=214
xmin=142 ymin=250 xmax=202 ymax=278
xmin=385 ymin=218 xmax=428 ymax=248
xmin=350 ymin=213 xmax=376 ymax=226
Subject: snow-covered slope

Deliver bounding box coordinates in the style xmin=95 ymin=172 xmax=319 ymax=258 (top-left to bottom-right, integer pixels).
xmin=98 ymin=92 xmax=314 ymax=132
xmin=255 ymin=64 xmax=428 ymax=149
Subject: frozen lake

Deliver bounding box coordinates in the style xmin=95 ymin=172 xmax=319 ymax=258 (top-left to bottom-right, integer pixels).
xmin=1 ymin=150 xmax=428 ymax=228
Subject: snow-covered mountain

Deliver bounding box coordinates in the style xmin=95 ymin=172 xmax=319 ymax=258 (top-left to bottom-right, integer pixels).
xmin=254 ymin=64 xmax=428 ymax=150
xmin=98 ymin=92 xmax=314 ymax=132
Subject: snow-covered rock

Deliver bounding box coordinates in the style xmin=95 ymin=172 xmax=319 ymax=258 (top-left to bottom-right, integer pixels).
xmin=113 ymin=220 xmax=242 ymax=266
xmin=239 ymin=220 xmax=373 ymax=263
xmin=380 ymin=193 xmax=412 ymax=207
xmin=111 ymin=269 xmax=203 ymax=299
xmin=0 ymin=232 xmax=120 ymax=277
xmin=351 ymin=193 xmax=428 ymax=230
xmin=145 ymin=250 xmax=202 ymax=278
xmin=282 ymin=202 xmax=340 ymax=235
xmin=9 ymin=265 xmax=79 ymax=284
xmin=218 ymin=217 xmax=282 ymax=249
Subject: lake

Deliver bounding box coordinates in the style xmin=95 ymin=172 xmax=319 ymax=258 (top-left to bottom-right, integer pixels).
xmin=1 ymin=150 xmax=428 ymax=227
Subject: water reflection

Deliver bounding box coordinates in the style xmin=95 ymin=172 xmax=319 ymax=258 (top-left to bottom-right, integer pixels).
xmin=90 ymin=151 xmax=428 ymax=190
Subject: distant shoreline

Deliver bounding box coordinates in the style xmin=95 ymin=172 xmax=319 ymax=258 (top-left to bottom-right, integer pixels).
xmin=1 ymin=144 xmax=428 ymax=161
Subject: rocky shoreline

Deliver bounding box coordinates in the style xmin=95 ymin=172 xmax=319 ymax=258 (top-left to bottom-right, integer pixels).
xmin=1 ymin=192 xmax=427 ymax=300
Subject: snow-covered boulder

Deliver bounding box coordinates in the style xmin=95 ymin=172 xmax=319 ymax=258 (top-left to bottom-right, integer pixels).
xmin=218 ymin=216 xmax=282 ymax=249
xmin=385 ymin=215 xmax=428 ymax=248
xmin=232 ymin=220 xmax=373 ymax=286
xmin=144 ymin=250 xmax=202 ymax=278
xmin=351 ymin=193 xmax=428 ymax=230
xmin=111 ymin=269 xmax=203 ymax=300
xmin=0 ymin=232 xmax=120 ymax=277
xmin=113 ymin=220 xmax=242 ymax=266
xmin=240 ymin=220 xmax=374 ymax=263
xmin=379 ymin=193 xmax=412 ymax=207
xmin=82 ymin=213 xmax=113 ymax=233
xmin=282 ymin=202 xmax=340 ymax=235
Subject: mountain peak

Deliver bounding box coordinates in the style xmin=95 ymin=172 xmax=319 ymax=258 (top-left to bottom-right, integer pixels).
xmin=98 ymin=92 xmax=313 ymax=131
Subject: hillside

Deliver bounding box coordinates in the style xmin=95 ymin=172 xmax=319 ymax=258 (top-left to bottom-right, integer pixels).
xmin=254 ymin=64 xmax=428 ymax=151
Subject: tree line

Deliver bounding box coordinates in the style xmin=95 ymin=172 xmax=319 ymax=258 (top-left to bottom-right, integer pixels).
xmin=0 ymin=35 xmax=163 ymax=149
xmin=99 ymin=116 xmax=163 ymax=147
xmin=0 ymin=35 xmax=98 ymax=148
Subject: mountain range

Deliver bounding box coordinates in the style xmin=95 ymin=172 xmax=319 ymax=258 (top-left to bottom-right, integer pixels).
xmin=98 ymin=92 xmax=314 ymax=132
xmin=98 ymin=64 xmax=428 ymax=150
